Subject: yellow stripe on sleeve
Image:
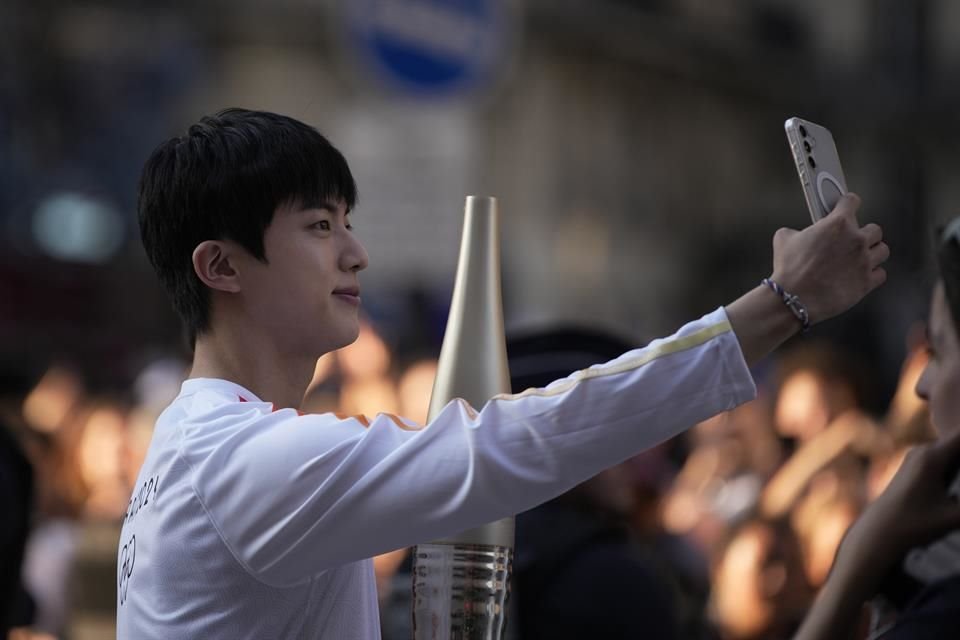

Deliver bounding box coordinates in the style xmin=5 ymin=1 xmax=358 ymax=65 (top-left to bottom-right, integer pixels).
xmin=492 ymin=319 xmax=734 ymax=403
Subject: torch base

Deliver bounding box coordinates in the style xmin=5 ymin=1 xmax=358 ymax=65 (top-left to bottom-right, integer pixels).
xmin=412 ymin=542 xmax=513 ymax=640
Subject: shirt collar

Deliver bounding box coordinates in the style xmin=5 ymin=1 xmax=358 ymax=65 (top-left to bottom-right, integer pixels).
xmin=178 ymin=378 xmax=265 ymax=404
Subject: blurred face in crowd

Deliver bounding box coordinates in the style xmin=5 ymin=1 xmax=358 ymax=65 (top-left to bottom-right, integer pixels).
xmin=712 ymin=521 xmax=810 ymax=639
xmin=916 ymin=282 xmax=960 ymax=436
xmin=227 ymin=199 xmax=369 ymax=356
xmin=775 ymin=370 xmax=857 ymax=442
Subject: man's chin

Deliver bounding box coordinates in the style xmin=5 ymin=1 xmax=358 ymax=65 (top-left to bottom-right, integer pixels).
xmin=321 ymin=325 xmax=361 ymax=354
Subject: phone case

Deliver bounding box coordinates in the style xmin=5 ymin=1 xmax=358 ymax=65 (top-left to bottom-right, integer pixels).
xmin=784 ymin=117 xmax=848 ymax=223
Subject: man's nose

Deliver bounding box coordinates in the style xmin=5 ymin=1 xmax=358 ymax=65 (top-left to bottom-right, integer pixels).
xmin=342 ymin=232 xmax=369 ymax=272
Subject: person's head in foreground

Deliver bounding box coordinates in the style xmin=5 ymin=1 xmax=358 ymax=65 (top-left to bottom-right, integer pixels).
xmin=138 ymin=108 xmax=369 ymax=367
xmin=916 ymin=217 xmax=960 ymax=436
xmin=793 ymin=219 xmax=960 ymax=640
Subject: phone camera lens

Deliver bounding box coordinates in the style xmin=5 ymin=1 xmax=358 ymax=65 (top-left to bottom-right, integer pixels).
xmin=799 ymin=125 xmax=808 ymax=137
xmin=803 ymin=141 xmax=812 ymax=153
xmin=808 ymin=156 xmax=817 ymax=169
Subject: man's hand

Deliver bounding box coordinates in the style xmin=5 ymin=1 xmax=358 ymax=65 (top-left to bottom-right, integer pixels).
xmin=725 ymin=193 xmax=889 ymax=366
xmin=771 ymin=193 xmax=889 ymax=325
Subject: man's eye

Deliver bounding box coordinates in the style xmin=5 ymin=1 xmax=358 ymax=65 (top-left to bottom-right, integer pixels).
xmin=313 ymin=220 xmax=331 ymax=231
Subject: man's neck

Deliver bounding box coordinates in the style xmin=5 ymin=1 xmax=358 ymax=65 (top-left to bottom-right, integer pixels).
xmin=189 ymin=326 xmax=317 ymax=410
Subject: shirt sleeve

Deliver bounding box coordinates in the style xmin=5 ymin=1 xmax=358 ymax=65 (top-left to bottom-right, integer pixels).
xmin=186 ymin=307 xmax=756 ymax=587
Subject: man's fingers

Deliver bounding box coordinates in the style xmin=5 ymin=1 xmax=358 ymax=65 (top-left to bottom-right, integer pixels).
xmin=869 ymin=242 xmax=891 ymax=269
xmin=862 ymin=223 xmax=884 ymax=247
xmin=831 ymin=192 xmax=862 ymax=221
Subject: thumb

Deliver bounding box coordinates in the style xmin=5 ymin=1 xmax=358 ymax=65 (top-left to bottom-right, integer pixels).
xmin=830 ymin=192 xmax=862 ymax=223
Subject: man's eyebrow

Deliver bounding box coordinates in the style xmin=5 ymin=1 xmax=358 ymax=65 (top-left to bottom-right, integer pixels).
xmin=301 ymin=200 xmax=336 ymax=212
xmin=299 ymin=199 xmax=351 ymax=214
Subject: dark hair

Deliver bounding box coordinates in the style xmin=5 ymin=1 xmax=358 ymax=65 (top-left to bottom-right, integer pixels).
xmin=938 ymin=222 xmax=960 ymax=335
xmin=137 ymin=108 xmax=358 ymax=343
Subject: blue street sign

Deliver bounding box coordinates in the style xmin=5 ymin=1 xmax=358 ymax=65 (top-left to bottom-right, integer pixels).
xmin=344 ymin=0 xmax=508 ymax=98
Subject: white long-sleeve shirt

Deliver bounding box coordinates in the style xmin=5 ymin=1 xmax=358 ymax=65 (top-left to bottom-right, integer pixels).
xmin=115 ymin=307 xmax=755 ymax=639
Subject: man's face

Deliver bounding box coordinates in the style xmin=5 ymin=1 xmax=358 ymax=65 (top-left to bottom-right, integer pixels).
xmin=233 ymin=199 xmax=369 ymax=357
xmin=916 ymin=282 xmax=960 ymax=437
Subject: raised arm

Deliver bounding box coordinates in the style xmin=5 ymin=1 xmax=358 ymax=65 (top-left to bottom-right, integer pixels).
xmin=189 ymin=193 xmax=888 ymax=588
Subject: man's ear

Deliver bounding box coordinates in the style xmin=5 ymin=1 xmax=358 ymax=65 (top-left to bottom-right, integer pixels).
xmin=192 ymin=240 xmax=242 ymax=293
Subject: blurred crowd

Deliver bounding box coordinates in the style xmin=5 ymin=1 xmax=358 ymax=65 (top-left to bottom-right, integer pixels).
xmin=0 ymin=316 xmax=935 ymax=640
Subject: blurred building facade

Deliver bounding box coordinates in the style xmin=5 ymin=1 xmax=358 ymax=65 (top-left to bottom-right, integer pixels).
xmin=0 ymin=0 xmax=955 ymax=405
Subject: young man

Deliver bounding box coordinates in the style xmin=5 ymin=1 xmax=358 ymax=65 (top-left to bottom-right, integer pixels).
xmin=118 ymin=108 xmax=888 ymax=639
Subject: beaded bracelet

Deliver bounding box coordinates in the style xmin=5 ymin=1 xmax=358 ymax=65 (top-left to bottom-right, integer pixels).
xmin=761 ymin=278 xmax=810 ymax=333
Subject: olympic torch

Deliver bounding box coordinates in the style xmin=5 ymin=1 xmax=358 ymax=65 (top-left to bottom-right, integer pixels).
xmin=412 ymin=196 xmax=514 ymax=639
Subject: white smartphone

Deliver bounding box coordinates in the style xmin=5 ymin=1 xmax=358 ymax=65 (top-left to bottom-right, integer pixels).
xmin=784 ymin=117 xmax=848 ymax=223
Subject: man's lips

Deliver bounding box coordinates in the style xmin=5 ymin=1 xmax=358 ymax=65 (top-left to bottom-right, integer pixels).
xmin=333 ymin=287 xmax=361 ymax=305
